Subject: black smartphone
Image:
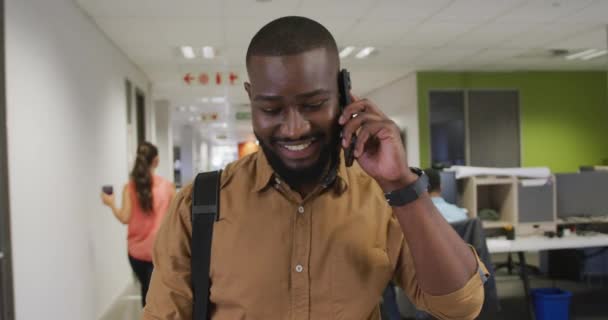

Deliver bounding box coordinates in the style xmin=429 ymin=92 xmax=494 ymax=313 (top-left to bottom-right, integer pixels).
xmin=338 ymin=69 xmax=356 ymax=167
xmin=102 ymin=185 xmax=114 ymax=195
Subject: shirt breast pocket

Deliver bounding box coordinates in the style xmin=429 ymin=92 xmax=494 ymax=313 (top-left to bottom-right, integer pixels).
xmin=330 ymin=246 xmax=392 ymax=319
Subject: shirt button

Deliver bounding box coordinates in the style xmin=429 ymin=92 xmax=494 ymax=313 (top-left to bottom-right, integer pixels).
xmin=298 ymin=206 xmax=304 ymax=214
xmin=295 ymin=264 xmax=304 ymax=273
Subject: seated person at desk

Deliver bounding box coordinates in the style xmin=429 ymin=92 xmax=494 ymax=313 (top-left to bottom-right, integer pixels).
xmin=425 ymin=168 xmax=468 ymax=223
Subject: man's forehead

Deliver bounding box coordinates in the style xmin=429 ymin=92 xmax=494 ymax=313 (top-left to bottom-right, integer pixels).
xmin=247 ymin=48 xmax=338 ymax=93
xmin=249 ymin=48 xmax=336 ymax=74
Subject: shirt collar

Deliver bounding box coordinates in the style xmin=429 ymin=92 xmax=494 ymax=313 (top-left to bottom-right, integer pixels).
xmin=252 ymin=150 xmax=350 ymax=194
xmin=253 ymin=151 xmax=275 ymax=192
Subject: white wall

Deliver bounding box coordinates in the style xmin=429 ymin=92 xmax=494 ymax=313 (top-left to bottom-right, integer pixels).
xmin=5 ymin=0 xmax=150 ymax=319
xmin=179 ymin=125 xmax=195 ymax=184
xmin=153 ymin=100 xmax=174 ymax=182
xmin=364 ymin=73 xmax=420 ymax=167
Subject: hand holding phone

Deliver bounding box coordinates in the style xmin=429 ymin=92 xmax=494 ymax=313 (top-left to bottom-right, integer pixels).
xmin=102 ymin=185 xmax=114 ymax=195
xmin=338 ymin=69 xmax=356 ymax=167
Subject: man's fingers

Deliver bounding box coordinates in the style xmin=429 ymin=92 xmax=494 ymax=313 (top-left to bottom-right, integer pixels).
xmin=354 ymin=122 xmax=385 ymax=158
xmin=341 ymin=113 xmax=382 ymax=147
xmin=339 ymin=98 xmax=386 ymax=125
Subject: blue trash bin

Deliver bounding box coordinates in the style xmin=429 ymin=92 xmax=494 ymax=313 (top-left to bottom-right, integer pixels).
xmin=531 ymin=288 xmax=572 ymax=320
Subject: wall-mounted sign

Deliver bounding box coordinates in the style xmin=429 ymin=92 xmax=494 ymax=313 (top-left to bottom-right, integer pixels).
xmin=235 ymin=111 xmax=251 ymax=120
xmin=183 ymin=72 xmax=239 ymax=86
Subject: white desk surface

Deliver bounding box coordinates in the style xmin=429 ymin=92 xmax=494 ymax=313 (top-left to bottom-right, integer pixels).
xmin=487 ymin=233 xmax=608 ymax=253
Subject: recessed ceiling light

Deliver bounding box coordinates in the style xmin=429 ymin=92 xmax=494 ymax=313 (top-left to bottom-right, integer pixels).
xmin=189 ymin=105 xmax=197 ymax=112
xmin=355 ymin=47 xmax=375 ymax=59
xmin=339 ymin=46 xmax=355 ymax=58
xmin=581 ymin=49 xmax=607 ymax=61
xmin=565 ymin=49 xmax=596 ymax=60
xmin=202 ymin=46 xmax=215 ymax=59
xmin=178 ymin=106 xmax=186 ymax=112
xmin=211 ymin=96 xmax=226 ymax=103
xmin=180 ymin=46 xmax=196 ymax=59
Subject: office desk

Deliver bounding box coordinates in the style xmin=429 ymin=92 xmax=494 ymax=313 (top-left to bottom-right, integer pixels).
xmin=486 ymin=234 xmax=608 ymax=319
xmin=487 ymin=234 xmax=608 ymax=253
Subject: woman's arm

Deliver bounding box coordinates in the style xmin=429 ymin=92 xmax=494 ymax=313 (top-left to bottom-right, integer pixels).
xmin=101 ymin=184 xmax=132 ymax=224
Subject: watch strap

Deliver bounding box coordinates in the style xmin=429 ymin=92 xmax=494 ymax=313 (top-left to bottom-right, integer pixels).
xmin=384 ymin=168 xmax=428 ymax=207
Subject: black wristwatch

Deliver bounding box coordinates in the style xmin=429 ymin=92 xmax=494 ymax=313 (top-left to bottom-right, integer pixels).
xmin=384 ymin=168 xmax=428 ymax=207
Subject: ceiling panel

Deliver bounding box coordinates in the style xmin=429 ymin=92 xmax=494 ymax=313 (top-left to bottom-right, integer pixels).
xmin=219 ymin=46 xmax=248 ymax=66
xmin=546 ymin=27 xmax=608 ymax=50
xmin=446 ymin=22 xmax=539 ymax=48
xmin=399 ymin=22 xmax=479 ymax=47
xmin=566 ymin=0 xmax=608 ymax=23
xmin=340 ymin=19 xmax=418 ymax=47
xmin=366 ymin=0 xmax=452 ymax=21
xmin=221 ymin=0 xmax=299 ymax=19
xmin=431 ymin=0 xmax=526 ymax=22
xmin=222 ymin=18 xmax=270 ymax=47
xmin=76 ymin=0 xmax=222 ymax=18
xmin=297 ymin=0 xmax=377 ymax=18
xmin=95 ymin=17 xmax=224 ymax=48
xmin=342 ymin=47 xmax=426 ymax=68
xmin=495 ymin=0 xmax=596 ymax=23
xmin=499 ymin=22 xmax=598 ymax=48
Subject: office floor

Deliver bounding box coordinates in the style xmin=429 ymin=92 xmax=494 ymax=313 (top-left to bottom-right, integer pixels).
xmin=101 ymin=253 xmax=608 ymax=320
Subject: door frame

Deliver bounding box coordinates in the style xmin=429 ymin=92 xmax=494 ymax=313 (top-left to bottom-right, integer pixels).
xmin=0 ymin=0 xmax=16 ymax=318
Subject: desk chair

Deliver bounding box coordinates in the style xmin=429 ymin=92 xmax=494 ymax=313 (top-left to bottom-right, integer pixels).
xmin=390 ymin=218 xmax=500 ymax=320
xmin=494 ymin=252 xmax=541 ymax=276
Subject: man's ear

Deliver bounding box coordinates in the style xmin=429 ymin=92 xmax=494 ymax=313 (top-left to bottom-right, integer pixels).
xmin=244 ymin=82 xmax=252 ymax=100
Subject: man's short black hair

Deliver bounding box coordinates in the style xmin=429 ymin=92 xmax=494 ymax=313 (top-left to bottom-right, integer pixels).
xmin=246 ymin=16 xmax=339 ymax=68
xmin=424 ymin=168 xmax=441 ymax=193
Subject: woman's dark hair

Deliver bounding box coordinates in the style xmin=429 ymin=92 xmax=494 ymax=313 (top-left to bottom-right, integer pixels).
xmin=424 ymin=168 xmax=442 ymax=193
xmin=131 ymin=142 xmax=158 ymax=213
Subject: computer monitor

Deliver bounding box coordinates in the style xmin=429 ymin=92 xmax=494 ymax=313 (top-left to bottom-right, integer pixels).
xmin=556 ymin=172 xmax=608 ymax=218
xmin=439 ymin=171 xmax=458 ymax=205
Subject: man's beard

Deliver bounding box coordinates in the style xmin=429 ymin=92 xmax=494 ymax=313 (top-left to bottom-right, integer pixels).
xmin=255 ymin=126 xmax=341 ymax=189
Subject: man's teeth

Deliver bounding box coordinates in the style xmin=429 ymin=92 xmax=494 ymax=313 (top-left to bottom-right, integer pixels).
xmin=283 ymin=142 xmax=312 ymax=151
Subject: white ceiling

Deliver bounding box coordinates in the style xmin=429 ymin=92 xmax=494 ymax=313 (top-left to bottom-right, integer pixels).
xmin=75 ymin=0 xmax=608 ymax=142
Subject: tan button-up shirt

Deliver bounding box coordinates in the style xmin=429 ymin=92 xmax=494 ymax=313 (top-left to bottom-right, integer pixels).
xmin=143 ymin=151 xmax=486 ymax=320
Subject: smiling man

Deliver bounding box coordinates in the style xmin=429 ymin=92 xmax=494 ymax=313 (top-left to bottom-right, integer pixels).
xmin=143 ymin=16 xmax=487 ymax=320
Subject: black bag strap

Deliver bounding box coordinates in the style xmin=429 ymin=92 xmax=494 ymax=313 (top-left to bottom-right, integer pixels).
xmin=191 ymin=170 xmax=221 ymax=320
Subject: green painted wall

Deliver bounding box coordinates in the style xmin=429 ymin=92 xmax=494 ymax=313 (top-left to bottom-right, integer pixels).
xmin=417 ymin=72 xmax=608 ymax=173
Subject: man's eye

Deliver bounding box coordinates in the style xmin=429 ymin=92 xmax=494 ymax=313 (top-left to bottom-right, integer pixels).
xmin=261 ymin=107 xmax=281 ymax=115
xmin=303 ymin=100 xmax=326 ymax=110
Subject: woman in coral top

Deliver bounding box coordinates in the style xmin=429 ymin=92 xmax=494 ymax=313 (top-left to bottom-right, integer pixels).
xmin=101 ymin=142 xmax=175 ymax=306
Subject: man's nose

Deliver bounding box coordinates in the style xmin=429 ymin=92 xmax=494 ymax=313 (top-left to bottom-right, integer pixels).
xmin=279 ymin=107 xmax=311 ymax=139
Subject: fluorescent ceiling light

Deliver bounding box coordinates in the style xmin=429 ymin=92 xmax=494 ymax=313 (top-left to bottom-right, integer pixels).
xmin=339 ymin=46 xmax=355 ymax=58
xmin=355 ymin=47 xmax=375 ymax=59
xmin=189 ymin=105 xmax=197 ymax=112
xmin=200 ymin=97 xmax=210 ymax=103
xmin=581 ymin=49 xmax=607 ymax=61
xmin=211 ymin=96 xmax=226 ymax=103
xmin=565 ymin=49 xmax=596 ymax=60
xmin=180 ymin=46 xmax=196 ymax=59
xmin=202 ymin=46 xmax=215 ymax=59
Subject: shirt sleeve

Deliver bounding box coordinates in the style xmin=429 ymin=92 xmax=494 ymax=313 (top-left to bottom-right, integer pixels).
xmin=387 ymin=217 xmax=488 ymax=320
xmin=143 ymin=184 xmax=194 ymax=320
